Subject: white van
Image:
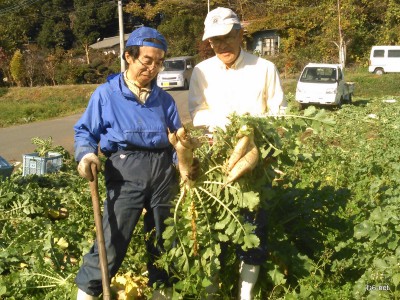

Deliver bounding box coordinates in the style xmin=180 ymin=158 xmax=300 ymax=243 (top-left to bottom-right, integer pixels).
xmin=368 ymin=45 xmax=400 ymax=75
xmin=157 ymin=56 xmax=195 ymax=90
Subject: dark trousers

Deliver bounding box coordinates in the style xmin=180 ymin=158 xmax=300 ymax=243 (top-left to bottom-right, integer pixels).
xmin=219 ymin=207 xmax=268 ymax=268
xmin=236 ymin=207 xmax=268 ymax=265
xmin=75 ymin=149 xmax=178 ymax=296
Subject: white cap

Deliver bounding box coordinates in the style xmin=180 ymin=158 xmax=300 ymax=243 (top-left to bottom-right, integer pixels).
xmin=202 ymin=7 xmax=242 ymax=41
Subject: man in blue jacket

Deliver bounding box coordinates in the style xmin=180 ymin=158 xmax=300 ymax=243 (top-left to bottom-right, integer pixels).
xmin=74 ymin=27 xmax=181 ymax=300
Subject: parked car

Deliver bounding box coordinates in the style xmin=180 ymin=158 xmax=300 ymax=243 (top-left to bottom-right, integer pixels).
xmin=157 ymin=56 xmax=195 ymax=90
xmin=368 ymin=45 xmax=400 ymax=75
xmin=295 ymin=63 xmax=354 ymax=107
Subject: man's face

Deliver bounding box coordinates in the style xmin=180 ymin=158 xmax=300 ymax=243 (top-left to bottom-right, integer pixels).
xmin=125 ymin=46 xmax=165 ymax=87
xmin=209 ymin=29 xmax=243 ymax=68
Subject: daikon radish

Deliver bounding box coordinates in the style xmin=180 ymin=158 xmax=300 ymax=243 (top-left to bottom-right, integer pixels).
xmin=227 ymin=125 xmax=254 ymax=171
xmin=226 ymin=139 xmax=259 ymax=184
xmin=227 ymin=135 xmax=250 ymax=171
xmin=168 ymin=127 xmax=200 ymax=186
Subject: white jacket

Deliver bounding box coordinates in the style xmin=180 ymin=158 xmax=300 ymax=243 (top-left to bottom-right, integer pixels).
xmin=189 ymin=49 xmax=286 ymax=130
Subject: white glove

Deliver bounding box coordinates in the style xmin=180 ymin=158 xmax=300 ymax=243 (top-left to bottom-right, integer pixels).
xmin=77 ymin=153 xmax=102 ymax=181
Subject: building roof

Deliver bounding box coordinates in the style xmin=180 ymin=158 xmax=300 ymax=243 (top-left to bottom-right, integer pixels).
xmin=90 ymin=34 xmax=130 ymax=49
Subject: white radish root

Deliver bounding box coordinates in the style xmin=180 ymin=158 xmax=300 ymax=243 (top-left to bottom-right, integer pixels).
xmin=226 ymin=127 xmax=259 ymax=184
xmin=168 ymin=127 xmax=200 ymax=186
xmin=227 ymin=135 xmax=250 ymax=171
xmin=226 ymin=141 xmax=259 ymax=184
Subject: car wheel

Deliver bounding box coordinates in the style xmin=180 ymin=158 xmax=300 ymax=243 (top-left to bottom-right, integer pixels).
xmin=374 ymin=68 xmax=384 ymax=75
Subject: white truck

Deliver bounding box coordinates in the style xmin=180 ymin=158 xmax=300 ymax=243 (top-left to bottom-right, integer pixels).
xmin=295 ymin=63 xmax=354 ymax=107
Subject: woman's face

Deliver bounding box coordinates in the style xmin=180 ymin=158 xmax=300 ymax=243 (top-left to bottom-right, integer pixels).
xmin=125 ymin=46 xmax=165 ymax=87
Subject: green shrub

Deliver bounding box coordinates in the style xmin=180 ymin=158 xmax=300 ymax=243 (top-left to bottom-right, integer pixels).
xmin=10 ymin=50 xmax=25 ymax=86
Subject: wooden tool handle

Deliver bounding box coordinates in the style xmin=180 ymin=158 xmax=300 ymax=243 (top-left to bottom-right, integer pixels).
xmin=89 ymin=164 xmax=111 ymax=300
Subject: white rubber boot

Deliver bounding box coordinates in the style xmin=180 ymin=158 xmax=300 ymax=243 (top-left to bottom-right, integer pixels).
xmin=238 ymin=262 xmax=260 ymax=300
xmin=77 ymin=288 xmax=97 ymax=300
xmin=151 ymin=287 xmax=173 ymax=300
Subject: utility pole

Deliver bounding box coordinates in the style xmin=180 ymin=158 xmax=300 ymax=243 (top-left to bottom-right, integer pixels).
xmin=118 ymin=0 xmax=126 ymax=72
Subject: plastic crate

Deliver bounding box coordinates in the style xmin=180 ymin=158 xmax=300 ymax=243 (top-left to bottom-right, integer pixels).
xmin=0 ymin=156 xmax=14 ymax=179
xmin=22 ymin=152 xmax=62 ymax=176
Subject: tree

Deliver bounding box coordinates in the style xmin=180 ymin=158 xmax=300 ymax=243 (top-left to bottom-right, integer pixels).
xmin=24 ymin=45 xmax=47 ymax=87
xmin=0 ymin=0 xmax=399 ymax=81
xmin=158 ymin=15 xmax=204 ymax=57
xmin=0 ymin=47 xmax=11 ymax=85
xmin=10 ymin=50 xmax=25 ymax=86
xmin=0 ymin=0 xmax=43 ymax=53
xmin=336 ymin=0 xmax=346 ymax=67
xmin=37 ymin=0 xmax=74 ymax=50
xmin=381 ymin=0 xmax=400 ymax=44
xmin=43 ymin=50 xmax=65 ymax=86
xmin=125 ymin=0 xmax=206 ymax=57
xmin=72 ymin=0 xmax=117 ymax=64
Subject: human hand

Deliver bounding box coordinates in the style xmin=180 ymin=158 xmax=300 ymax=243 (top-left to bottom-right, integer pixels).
xmin=77 ymin=153 xmax=102 ymax=181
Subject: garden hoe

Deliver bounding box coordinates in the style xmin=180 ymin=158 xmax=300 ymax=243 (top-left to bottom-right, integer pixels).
xmin=89 ymin=164 xmax=111 ymax=300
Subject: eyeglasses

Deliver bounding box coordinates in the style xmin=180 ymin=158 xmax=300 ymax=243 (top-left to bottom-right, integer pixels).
xmin=137 ymin=58 xmax=165 ymax=71
xmin=209 ymin=30 xmax=240 ymax=47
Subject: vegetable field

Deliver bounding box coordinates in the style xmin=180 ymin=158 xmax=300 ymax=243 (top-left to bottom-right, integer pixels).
xmin=1 ymin=96 xmax=400 ymax=299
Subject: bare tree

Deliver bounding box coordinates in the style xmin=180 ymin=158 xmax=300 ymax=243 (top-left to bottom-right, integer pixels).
xmin=44 ymin=54 xmax=58 ymax=86
xmin=334 ymin=0 xmax=346 ymax=67
xmin=24 ymin=45 xmax=46 ymax=87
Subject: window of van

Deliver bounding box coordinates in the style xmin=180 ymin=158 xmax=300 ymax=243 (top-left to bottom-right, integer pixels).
xmin=373 ymin=50 xmax=385 ymax=57
xmin=164 ymin=60 xmax=185 ymax=71
xmin=388 ymin=50 xmax=400 ymax=58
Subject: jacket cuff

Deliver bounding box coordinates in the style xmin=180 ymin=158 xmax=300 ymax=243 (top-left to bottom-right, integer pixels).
xmin=75 ymin=146 xmax=97 ymax=162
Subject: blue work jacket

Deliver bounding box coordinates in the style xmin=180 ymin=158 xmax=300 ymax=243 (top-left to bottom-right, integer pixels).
xmin=74 ymin=73 xmax=182 ymax=161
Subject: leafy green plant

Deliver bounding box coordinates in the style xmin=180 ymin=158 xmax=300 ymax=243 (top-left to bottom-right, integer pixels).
xmin=1 ymin=98 xmax=400 ymax=299
xmin=158 ymin=109 xmax=336 ymax=298
xmin=31 ymin=137 xmax=57 ymax=157
xmin=0 ymin=156 xmax=149 ymax=299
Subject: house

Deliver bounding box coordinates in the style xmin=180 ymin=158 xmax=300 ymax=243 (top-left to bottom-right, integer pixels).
xmin=89 ymin=34 xmax=130 ymax=55
xmin=249 ymin=29 xmax=280 ymax=56
xmin=241 ymin=20 xmax=280 ymax=56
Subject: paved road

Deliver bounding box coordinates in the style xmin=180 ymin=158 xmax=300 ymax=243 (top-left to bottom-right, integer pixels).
xmin=0 ymin=89 xmax=190 ymax=163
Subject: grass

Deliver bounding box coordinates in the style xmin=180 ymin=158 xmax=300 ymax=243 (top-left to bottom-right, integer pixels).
xmin=345 ymin=66 xmax=400 ymax=99
xmin=0 ymin=65 xmax=399 ymax=128
xmin=0 ymin=84 xmax=98 ymax=128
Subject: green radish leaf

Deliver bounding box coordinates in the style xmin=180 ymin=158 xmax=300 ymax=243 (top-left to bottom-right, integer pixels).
xmin=242 ymin=191 xmax=260 ymax=211
xmin=393 ymin=273 xmax=400 ymax=287
xmin=354 ymin=220 xmax=373 ymax=239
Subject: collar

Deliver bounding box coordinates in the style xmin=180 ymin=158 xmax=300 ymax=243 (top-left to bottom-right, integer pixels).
xmin=123 ymin=71 xmax=152 ymax=104
xmin=124 ymin=71 xmax=152 ymax=92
